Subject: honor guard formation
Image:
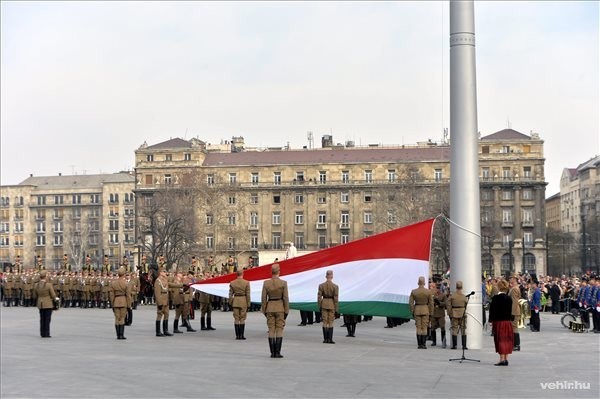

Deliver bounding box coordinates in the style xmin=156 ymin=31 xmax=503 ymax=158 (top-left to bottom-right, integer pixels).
xmin=2 ymin=254 xmax=599 ymax=361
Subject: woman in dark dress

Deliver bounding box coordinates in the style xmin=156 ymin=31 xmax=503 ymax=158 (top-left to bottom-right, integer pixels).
xmin=489 ymin=279 xmax=514 ymax=366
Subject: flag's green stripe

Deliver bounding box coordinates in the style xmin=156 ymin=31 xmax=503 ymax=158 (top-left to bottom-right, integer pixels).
xmin=287 ymin=301 xmax=412 ymax=319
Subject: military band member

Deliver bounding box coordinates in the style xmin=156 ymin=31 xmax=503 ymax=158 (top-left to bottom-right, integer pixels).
xmin=154 ymin=268 xmax=175 ymax=336
xmin=36 ymin=255 xmax=44 ymax=271
xmin=409 ymin=276 xmax=433 ymax=349
xmin=447 ymin=280 xmax=468 ymax=350
xmin=430 ymin=282 xmax=448 ymax=348
xmin=110 ymin=267 xmax=132 ymax=340
xmin=103 ymin=255 xmax=110 ymax=274
xmin=14 ymin=255 xmax=23 ymax=274
xmin=509 ymin=276 xmax=521 ymax=351
xmin=317 ymin=270 xmax=339 ymax=344
xmin=84 ymin=255 xmax=92 ymax=272
xmin=33 ymin=270 xmax=59 ymax=338
xmin=229 ymin=269 xmax=251 ymax=340
xmin=261 ymin=263 xmax=289 ymax=358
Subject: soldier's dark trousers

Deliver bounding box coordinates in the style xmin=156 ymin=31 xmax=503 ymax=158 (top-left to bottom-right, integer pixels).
xmin=315 ymin=312 xmax=322 ymax=323
xmin=581 ymin=309 xmax=590 ymax=328
xmin=125 ymin=308 xmax=133 ymax=326
xmin=201 ymin=316 xmax=207 ymax=330
xmin=39 ymin=309 xmax=52 ymax=338
xmin=441 ymin=329 xmax=447 ymax=348
xmin=298 ymin=310 xmax=308 ymax=326
xmin=530 ymin=311 xmax=540 ymax=331
xmin=513 ymin=333 xmax=520 ymax=350
xmin=461 ymin=335 xmax=468 ymax=350
xmin=173 ymin=319 xmax=183 ymax=333
xmin=206 ymin=317 xmax=216 ymax=330
xmin=431 ymin=330 xmax=437 ymax=346
xmin=451 ymin=335 xmax=457 ymax=349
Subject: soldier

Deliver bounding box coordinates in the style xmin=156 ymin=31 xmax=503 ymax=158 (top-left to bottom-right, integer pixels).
xmin=62 ymin=254 xmax=70 ymax=272
xmin=154 ymin=268 xmax=175 ymax=337
xmin=509 ymin=276 xmax=522 ymax=351
xmin=261 ymin=263 xmax=289 ymax=358
xmin=181 ymin=271 xmax=197 ymax=332
xmin=122 ymin=256 xmax=130 ymax=273
xmin=430 ymin=282 xmax=448 ymax=348
xmin=227 ymin=256 xmax=235 ymax=274
xmin=4 ymin=271 xmax=14 ymax=307
xmin=206 ymin=255 xmax=215 ymax=273
xmin=103 ymin=255 xmax=110 ymax=274
xmin=199 ymin=289 xmax=216 ymax=331
xmin=229 ymin=269 xmax=251 ymax=340
xmin=125 ymin=272 xmax=136 ymax=326
xmin=317 ymin=270 xmax=339 ymax=344
xmin=23 ymin=271 xmax=33 ymax=307
xmin=529 ymin=280 xmax=542 ymax=332
xmin=171 ymin=272 xmax=185 ymax=333
xmin=36 ymin=255 xmax=44 ymax=271
xmin=33 ymin=270 xmax=59 ymax=338
xmin=409 ymin=276 xmax=433 ymax=349
xmin=14 ymin=255 xmax=23 ymax=273
xmin=84 ymin=254 xmax=92 ymax=272
xmin=109 ymin=267 xmax=132 ymax=340
xmin=158 ymin=255 xmax=166 ymax=271
xmin=140 ymin=255 xmax=149 ymax=274
xmin=447 ymin=280 xmax=468 ymax=350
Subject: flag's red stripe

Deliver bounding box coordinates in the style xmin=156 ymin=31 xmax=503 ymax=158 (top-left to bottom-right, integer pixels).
xmin=195 ymin=218 xmax=435 ymax=285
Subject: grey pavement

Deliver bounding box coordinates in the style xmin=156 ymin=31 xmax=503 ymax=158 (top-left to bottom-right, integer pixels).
xmin=1 ymin=306 xmax=598 ymax=399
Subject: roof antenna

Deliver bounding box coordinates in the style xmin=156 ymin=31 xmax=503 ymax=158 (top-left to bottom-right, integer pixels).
xmin=506 ymin=117 xmax=512 ymax=129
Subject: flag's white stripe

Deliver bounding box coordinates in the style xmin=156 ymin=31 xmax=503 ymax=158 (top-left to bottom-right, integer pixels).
xmin=191 ymin=258 xmax=428 ymax=304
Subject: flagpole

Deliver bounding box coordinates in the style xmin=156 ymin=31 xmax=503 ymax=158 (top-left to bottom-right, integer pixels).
xmin=449 ymin=0 xmax=483 ymax=350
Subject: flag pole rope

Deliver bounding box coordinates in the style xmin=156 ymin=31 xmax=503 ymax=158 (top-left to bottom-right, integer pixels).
xmin=434 ymin=213 xmax=481 ymax=238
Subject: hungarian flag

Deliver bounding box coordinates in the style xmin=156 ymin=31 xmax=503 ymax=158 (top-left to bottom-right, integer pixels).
xmin=191 ymin=218 xmax=435 ymax=319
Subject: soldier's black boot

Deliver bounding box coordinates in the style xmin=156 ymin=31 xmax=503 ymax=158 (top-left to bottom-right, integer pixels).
xmin=430 ymin=330 xmax=437 ymax=346
xmin=206 ymin=317 xmax=216 ymax=330
xmin=185 ymin=318 xmax=196 ymax=332
xmin=274 ymin=337 xmax=283 ymax=358
xmin=513 ymin=333 xmax=520 ymax=351
xmin=451 ymin=335 xmax=457 ymax=349
xmin=240 ymin=324 xmax=246 ymax=340
xmin=416 ymin=334 xmax=421 ymax=349
xmin=156 ymin=320 xmax=164 ymax=337
xmin=351 ymin=323 xmax=356 ymax=337
xmin=234 ymin=324 xmax=240 ymax=339
xmin=173 ymin=319 xmax=183 ymax=333
xmin=441 ymin=330 xmax=447 ymax=348
xmin=422 ymin=335 xmax=428 ymax=349
xmin=346 ymin=324 xmax=352 ymax=337
xmin=328 ymin=328 xmax=335 ymax=344
xmin=200 ymin=316 xmax=207 ymax=330
xmin=268 ymin=337 xmax=275 ymax=358
xmin=163 ymin=320 xmax=173 ymax=336
xmin=120 ymin=325 xmax=127 ymax=340
xmin=461 ymin=335 xmax=468 ymax=350
xmin=115 ymin=325 xmax=120 ymax=339
xmin=323 ymin=327 xmax=328 ymax=343
xmin=426 ymin=326 xmax=432 ymax=341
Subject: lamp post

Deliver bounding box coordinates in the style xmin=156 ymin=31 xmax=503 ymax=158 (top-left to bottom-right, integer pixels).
xmin=581 ymin=210 xmax=587 ymax=272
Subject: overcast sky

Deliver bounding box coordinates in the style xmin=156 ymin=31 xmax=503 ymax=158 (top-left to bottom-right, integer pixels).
xmin=1 ymin=1 xmax=598 ymax=196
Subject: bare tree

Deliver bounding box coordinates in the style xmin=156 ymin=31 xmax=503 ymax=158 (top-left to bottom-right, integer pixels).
xmin=63 ymin=212 xmax=91 ymax=271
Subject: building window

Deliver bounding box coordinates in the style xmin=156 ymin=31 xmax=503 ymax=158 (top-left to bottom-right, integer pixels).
xmin=364 ymin=211 xmax=372 ymax=224
xmin=295 ymin=212 xmax=304 ymax=225
xmin=124 ymin=193 xmax=133 ymax=203
xmin=37 ymin=196 xmax=46 ymax=205
xmin=251 ymin=172 xmax=259 ymax=185
xmin=229 ymin=173 xmax=237 ymax=185
xmin=364 ymin=192 xmax=372 ymax=202
xmin=502 ymin=209 xmax=513 ymax=223
xmin=522 ymin=189 xmax=533 ymax=200
xmin=163 ymin=174 xmax=172 ymax=185
xmin=146 ymin=154 xmax=154 ymax=162
xmin=272 ymin=233 xmax=281 ymax=250
xmin=273 ymin=194 xmax=280 ymax=204
xmin=89 ymin=208 xmax=100 ymax=218
xmin=482 ymin=146 xmax=490 ymax=154
xmin=109 ymin=220 xmax=119 ymax=231
xmin=36 ymin=235 xmax=46 ymax=246
xmin=89 ymin=234 xmax=98 ymax=245
xmin=341 ymin=170 xmax=350 ymax=183
xmin=503 ymin=233 xmax=513 ymax=247
xmin=340 ymin=211 xmax=349 ymax=228
xmin=387 ymin=169 xmax=396 ymax=182
xmin=251 ymin=234 xmax=258 ymax=250
xmin=14 ymin=221 xmax=23 ymax=232
xmin=317 ymin=194 xmax=326 ymax=204
xmin=0 ymin=223 xmax=8 ymax=233
xmin=319 ymin=171 xmax=327 ymax=184
xmin=53 ymin=234 xmax=63 ymax=246
xmin=434 ymin=169 xmax=443 ymax=181
xmin=228 ymin=237 xmax=235 ymax=250
xmin=165 ymin=154 xmax=172 ymax=161
xmin=295 ymin=171 xmax=305 ymax=182
xmin=294 ymin=193 xmax=304 ymax=204
xmin=295 ymin=233 xmax=305 ymax=249
xmin=523 ymin=166 xmax=532 ymax=178
xmin=54 ymin=195 xmax=64 ymax=205
xmin=124 ymin=219 xmax=134 ymax=230
xmin=90 ymin=194 xmax=100 ymax=204
xmin=318 ymin=234 xmax=327 ymax=249
xmin=273 ymin=172 xmax=281 ymax=185
xmin=364 ymin=170 xmax=373 ymax=183
xmin=502 ymin=167 xmax=511 ymax=179
xmin=228 ymin=213 xmax=236 ymax=225
xmin=184 ymin=153 xmax=191 ymax=161
xmin=481 ymin=189 xmax=492 ymax=201
xmin=272 ymin=212 xmax=281 ymax=225
xmin=250 ymin=193 xmax=259 ymax=204
xmin=340 ymin=192 xmax=349 ymax=203
xmin=482 ymin=167 xmax=490 ymax=179
xmin=502 ymin=190 xmax=513 ymax=200
xmin=228 ymin=195 xmax=236 ymax=205
xmin=89 ymin=220 xmax=100 ymax=232
xmin=341 ymin=234 xmax=349 ymax=244
xmin=36 ymin=221 xmax=46 ymax=233
xmin=523 ymin=232 xmax=533 ymax=247
xmin=387 ymin=211 xmax=396 ymax=224
xmin=522 ymin=209 xmax=533 ymax=225
xmin=207 ymin=174 xmax=214 ymax=185
xmin=206 ymin=214 xmax=213 ymax=225
xmin=250 ymin=212 xmax=258 ymax=227
xmin=53 ymin=209 xmax=62 ymax=219
xmin=318 ymin=212 xmax=327 ymax=224
xmin=206 ymin=235 xmax=214 ymax=249
xmin=53 ymin=221 xmax=63 ymax=232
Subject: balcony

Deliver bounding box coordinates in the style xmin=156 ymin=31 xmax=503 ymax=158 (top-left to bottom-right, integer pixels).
xmin=501 ymin=220 xmax=514 ymax=228
xmin=316 ymin=223 xmax=327 ymax=230
xmin=522 ymin=220 xmax=534 ymax=228
xmin=248 ymin=224 xmax=259 ymax=231
xmin=339 ymin=222 xmax=350 ymax=229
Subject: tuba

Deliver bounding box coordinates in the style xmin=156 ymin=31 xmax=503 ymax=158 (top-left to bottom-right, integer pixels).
xmin=517 ymin=299 xmax=530 ymax=328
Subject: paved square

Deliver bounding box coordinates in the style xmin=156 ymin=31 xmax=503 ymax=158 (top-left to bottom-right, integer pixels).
xmin=1 ymin=306 xmax=598 ymax=398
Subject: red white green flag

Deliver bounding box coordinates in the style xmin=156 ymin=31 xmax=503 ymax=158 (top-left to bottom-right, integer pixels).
xmin=191 ymin=218 xmax=435 ymax=318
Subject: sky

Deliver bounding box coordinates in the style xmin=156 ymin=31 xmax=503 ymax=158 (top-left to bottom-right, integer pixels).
xmin=1 ymin=1 xmax=598 ymax=196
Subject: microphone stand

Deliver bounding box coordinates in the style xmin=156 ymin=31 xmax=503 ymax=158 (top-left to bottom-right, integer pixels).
xmin=449 ymin=293 xmax=480 ymax=363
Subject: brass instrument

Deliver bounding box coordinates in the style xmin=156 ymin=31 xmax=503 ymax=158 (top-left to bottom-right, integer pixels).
xmin=517 ymin=299 xmax=530 ymax=329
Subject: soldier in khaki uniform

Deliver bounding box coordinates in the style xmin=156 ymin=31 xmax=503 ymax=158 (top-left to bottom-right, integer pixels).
xmin=181 ymin=272 xmax=196 ymax=332
xmin=33 ymin=270 xmax=59 ymax=338
xmin=317 ymin=270 xmax=339 ymax=344
xmin=261 ymin=263 xmax=289 ymax=358
xmin=409 ymin=276 xmax=433 ymax=349
xmin=509 ymin=276 xmax=522 ymax=351
xmin=171 ymin=272 xmax=185 ymax=333
xmin=447 ymin=280 xmax=468 ymax=350
xmin=229 ymin=269 xmax=251 ymax=340
xmin=110 ymin=267 xmax=132 ymax=340
xmin=154 ymin=268 xmax=176 ymax=337
xmin=125 ymin=272 xmax=137 ymax=325
xmin=4 ymin=272 xmax=14 ymax=307
xmin=36 ymin=255 xmax=44 ymax=271
xmin=14 ymin=255 xmax=23 ymax=273
xmin=430 ymin=282 xmax=448 ymax=347
xmin=199 ymin=289 xmax=216 ymax=331
xmin=23 ymin=271 xmax=33 ymax=307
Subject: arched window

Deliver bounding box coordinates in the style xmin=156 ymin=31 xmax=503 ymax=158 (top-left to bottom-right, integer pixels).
xmin=482 ymin=253 xmax=494 ymax=276
xmin=523 ymin=253 xmax=536 ymax=273
xmin=501 ymin=253 xmax=512 ymax=275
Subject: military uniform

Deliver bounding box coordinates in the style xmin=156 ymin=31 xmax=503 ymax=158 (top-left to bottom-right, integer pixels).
xmin=261 ymin=265 xmax=289 ymax=358
xmin=4 ymin=273 xmax=14 ymax=306
xmin=229 ymin=272 xmax=251 ymax=339
xmin=170 ymin=274 xmax=185 ymax=333
xmin=317 ymin=273 xmax=339 ymax=344
xmin=509 ymin=280 xmax=522 ymax=351
xmin=430 ymin=286 xmax=448 ymax=347
xmin=199 ymin=291 xmax=216 ymax=331
xmin=409 ymin=277 xmax=433 ymax=349
xmin=447 ymin=282 xmax=468 ymax=350
xmin=109 ymin=268 xmax=132 ymax=339
xmin=181 ymin=274 xmax=196 ymax=332
xmin=33 ymin=271 xmax=58 ymax=338
xmin=154 ymin=270 xmax=176 ymax=336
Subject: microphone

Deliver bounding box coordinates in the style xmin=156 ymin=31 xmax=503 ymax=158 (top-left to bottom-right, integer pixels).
xmin=466 ymin=291 xmax=476 ymax=298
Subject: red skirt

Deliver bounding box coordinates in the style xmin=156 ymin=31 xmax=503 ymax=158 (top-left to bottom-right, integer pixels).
xmin=493 ymin=320 xmax=514 ymax=355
